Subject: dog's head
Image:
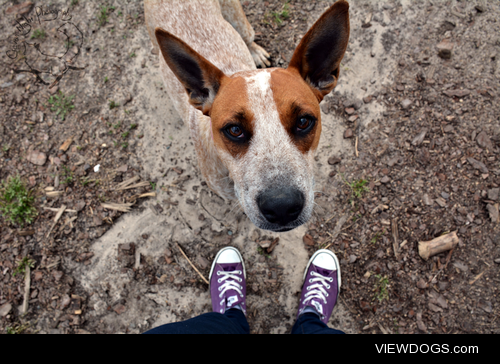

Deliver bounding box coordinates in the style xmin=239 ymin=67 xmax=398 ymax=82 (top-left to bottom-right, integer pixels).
xmin=155 ymin=1 xmax=350 ymax=232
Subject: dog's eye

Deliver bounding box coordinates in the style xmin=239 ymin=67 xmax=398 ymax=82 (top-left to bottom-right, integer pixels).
xmin=228 ymin=126 xmax=243 ymax=138
xmin=296 ymin=116 xmax=315 ymax=133
xmin=223 ymin=124 xmax=247 ymax=142
xmin=297 ymin=117 xmax=311 ymax=130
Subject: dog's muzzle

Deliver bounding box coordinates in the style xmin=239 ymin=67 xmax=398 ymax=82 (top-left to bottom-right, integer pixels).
xmin=257 ymin=187 xmax=305 ymax=230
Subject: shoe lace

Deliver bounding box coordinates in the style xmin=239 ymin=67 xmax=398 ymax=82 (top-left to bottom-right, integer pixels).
xmin=217 ymin=270 xmax=244 ymax=304
xmin=303 ymin=271 xmax=334 ymax=306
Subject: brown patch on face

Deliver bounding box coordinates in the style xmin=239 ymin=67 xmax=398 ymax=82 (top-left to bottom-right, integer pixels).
xmin=210 ymin=76 xmax=255 ymax=159
xmin=270 ymin=68 xmax=322 ymax=154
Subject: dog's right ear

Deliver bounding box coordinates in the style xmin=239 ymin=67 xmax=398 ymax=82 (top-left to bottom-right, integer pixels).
xmin=287 ymin=0 xmax=350 ymax=101
xmin=155 ymin=28 xmax=227 ymax=116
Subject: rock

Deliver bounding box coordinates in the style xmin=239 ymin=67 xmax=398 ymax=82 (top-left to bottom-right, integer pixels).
xmin=344 ymin=128 xmax=354 ymax=139
xmin=486 ymin=204 xmax=499 ymax=223
xmin=437 ymin=39 xmax=453 ymax=59
xmin=116 ymin=164 xmax=128 ymax=173
xmin=6 ymin=1 xmax=33 ymax=16
xmin=467 ymin=157 xmax=488 ymax=173
xmin=443 ymin=89 xmax=471 ymax=98
xmin=453 ymin=261 xmax=468 ymax=272
xmin=348 ymin=115 xmax=359 ymax=122
xmin=488 ymin=188 xmax=499 ymax=201
xmin=363 ymin=95 xmax=373 ymax=104
xmin=380 ymin=176 xmax=390 ymax=184
xmin=196 ymin=256 xmax=209 ymax=270
xmin=345 ymin=107 xmax=355 ymax=115
xmin=476 ymin=131 xmax=494 ymax=150
xmin=75 ymin=200 xmax=86 ymax=212
xmin=478 ymin=300 xmax=492 ymax=313
xmin=343 ymin=97 xmax=363 ymax=110
xmin=349 ymin=255 xmax=357 ymax=263
xmin=436 ymin=197 xmax=447 ymax=207
xmin=423 ymin=194 xmax=433 ymax=206
xmin=0 ymin=303 xmax=12 ymax=317
xmin=113 ymin=304 xmax=126 ymax=315
xmin=417 ymin=279 xmax=428 ymax=289
xmin=48 ymin=85 xmax=59 ymax=95
xmin=401 ymin=99 xmax=412 ymax=109
xmin=328 ymin=156 xmax=341 ymax=165
xmin=28 ymin=151 xmax=47 ymax=166
xmin=412 ymin=130 xmax=427 ymax=146
xmin=428 ymin=302 xmax=442 ymax=313
xmin=303 ymin=234 xmax=315 ymax=246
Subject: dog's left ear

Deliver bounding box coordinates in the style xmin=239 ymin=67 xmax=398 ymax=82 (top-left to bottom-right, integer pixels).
xmin=155 ymin=28 xmax=227 ymax=115
xmin=288 ymin=0 xmax=350 ymax=101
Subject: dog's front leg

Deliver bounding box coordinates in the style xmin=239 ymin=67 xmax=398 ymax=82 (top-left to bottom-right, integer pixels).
xmin=218 ymin=0 xmax=271 ymax=68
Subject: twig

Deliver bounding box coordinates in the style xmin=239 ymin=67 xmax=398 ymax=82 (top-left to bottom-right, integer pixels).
xmin=20 ymin=266 xmax=31 ymax=316
xmin=46 ymin=205 xmax=66 ymax=238
xmin=391 ymin=218 xmax=400 ymax=261
xmin=355 ymin=136 xmax=359 ymax=157
xmin=115 ymin=181 xmax=151 ymax=191
xmin=175 ymin=243 xmax=209 ymax=285
xmin=101 ymin=202 xmax=134 ymax=212
xmin=43 ymin=207 xmax=77 ymax=213
xmin=323 ymin=213 xmax=350 ymax=250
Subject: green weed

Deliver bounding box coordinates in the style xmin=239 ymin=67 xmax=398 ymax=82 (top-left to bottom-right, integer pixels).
xmin=47 ymin=91 xmax=75 ymax=121
xmin=374 ymin=274 xmax=390 ymax=302
xmin=0 ymin=176 xmax=37 ymax=227
xmin=13 ymin=256 xmax=35 ymax=277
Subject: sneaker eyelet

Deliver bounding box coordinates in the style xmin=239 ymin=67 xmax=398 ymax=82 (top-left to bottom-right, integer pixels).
xmin=326 ymin=284 xmax=331 ymax=289
xmin=309 ymin=279 xmax=313 ymax=283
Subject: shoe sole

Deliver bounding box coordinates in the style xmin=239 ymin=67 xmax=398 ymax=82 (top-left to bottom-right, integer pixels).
xmin=209 ymin=247 xmax=246 ymax=287
xmin=302 ymin=249 xmax=341 ymax=299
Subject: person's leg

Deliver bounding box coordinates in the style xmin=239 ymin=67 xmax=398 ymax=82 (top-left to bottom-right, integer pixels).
xmin=144 ymin=247 xmax=250 ymax=334
xmin=143 ymin=308 xmax=249 ymax=334
xmin=292 ymin=249 xmax=346 ymax=334
xmin=291 ymin=313 xmax=345 ymax=335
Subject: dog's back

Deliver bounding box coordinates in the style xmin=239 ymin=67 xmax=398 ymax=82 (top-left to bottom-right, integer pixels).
xmin=145 ymin=0 xmax=255 ymax=122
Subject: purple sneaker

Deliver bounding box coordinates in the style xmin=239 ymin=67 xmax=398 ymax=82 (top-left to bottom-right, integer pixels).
xmin=209 ymin=247 xmax=247 ymax=315
xmin=297 ymin=249 xmax=341 ymax=324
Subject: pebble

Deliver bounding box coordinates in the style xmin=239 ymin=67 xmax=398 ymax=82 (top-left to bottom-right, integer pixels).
xmin=423 ymin=194 xmax=433 ymax=206
xmin=486 ymin=204 xmax=499 ymax=223
xmin=401 ymin=99 xmax=412 ymax=109
xmin=476 ymin=131 xmax=494 ymax=150
xmin=328 ymin=156 xmax=341 ymax=165
xmin=344 ymin=128 xmax=354 ymax=139
xmin=28 ymin=151 xmax=47 ymax=166
xmin=380 ymin=176 xmax=390 ymax=184
xmin=0 ymin=303 xmax=12 ymax=317
xmin=467 ymin=157 xmax=488 ymax=173
xmin=488 ymin=188 xmax=499 ymax=201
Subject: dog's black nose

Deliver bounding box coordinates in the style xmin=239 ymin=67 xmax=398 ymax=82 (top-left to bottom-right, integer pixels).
xmin=257 ymin=188 xmax=305 ymax=226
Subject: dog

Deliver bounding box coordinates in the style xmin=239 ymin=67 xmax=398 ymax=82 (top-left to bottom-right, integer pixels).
xmin=144 ymin=0 xmax=349 ymax=232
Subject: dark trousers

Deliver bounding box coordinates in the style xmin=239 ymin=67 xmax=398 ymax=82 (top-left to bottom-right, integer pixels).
xmin=143 ymin=309 xmax=345 ymax=334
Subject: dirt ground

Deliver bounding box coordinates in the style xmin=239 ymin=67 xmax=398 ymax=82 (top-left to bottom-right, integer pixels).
xmin=0 ymin=0 xmax=499 ymax=334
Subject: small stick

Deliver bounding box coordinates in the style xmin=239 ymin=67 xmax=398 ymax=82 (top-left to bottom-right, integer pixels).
xmin=176 ymin=243 xmax=209 ymax=285
xmin=391 ymin=218 xmax=400 ymax=261
xmin=20 ymin=266 xmax=31 ymax=315
xmin=46 ymin=205 xmax=66 ymax=238
xmin=418 ymin=231 xmax=459 ymax=261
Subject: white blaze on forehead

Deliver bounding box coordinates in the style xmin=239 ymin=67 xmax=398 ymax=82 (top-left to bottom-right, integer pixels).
xmin=243 ymin=70 xmax=304 ymax=184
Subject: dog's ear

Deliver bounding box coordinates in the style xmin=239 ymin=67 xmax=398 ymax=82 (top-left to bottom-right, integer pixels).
xmin=288 ymin=0 xmax=350 ymax=101
xmin=155 ymin=28 xmax=227 ymax=115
